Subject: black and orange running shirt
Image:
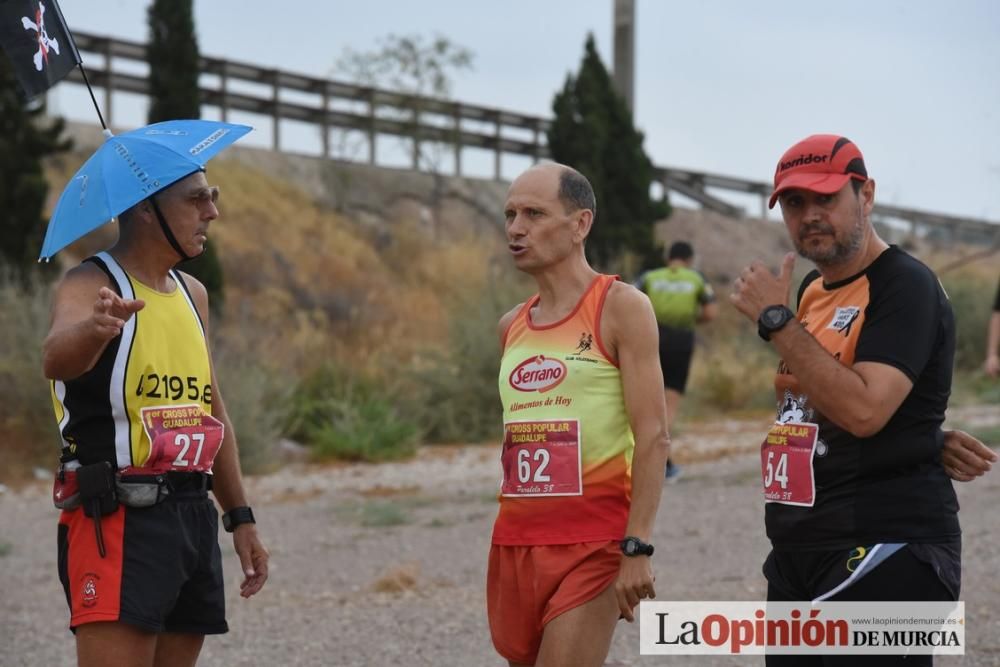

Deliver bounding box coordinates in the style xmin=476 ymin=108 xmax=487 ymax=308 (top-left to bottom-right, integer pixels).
xmin=766 ymin=246 xmax=960 ymax=550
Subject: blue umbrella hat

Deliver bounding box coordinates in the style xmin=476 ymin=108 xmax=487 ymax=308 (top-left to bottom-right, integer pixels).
xmin=40 ymin=119 xmax=253 ymax=261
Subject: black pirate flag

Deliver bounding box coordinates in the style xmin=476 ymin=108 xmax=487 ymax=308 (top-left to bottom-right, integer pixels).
xmin=0 ymin=0 xmax=79 ymax=99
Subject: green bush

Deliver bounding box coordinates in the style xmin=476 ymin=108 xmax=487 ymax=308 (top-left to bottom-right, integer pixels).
xmin=359 ymin=500 xmax=411 ymax=527
xmin=688 ymin=350 xmax=777 ymax=415
xmin=333 ymin=499 xmax=413 ymax=527
xmin=941 ymin=272 xmax=991 ymax=372
xmin=285 ymin=363 xmax=418 ymax=462
xmin=685 ymin=306 xmax=779 ymax=417
xmin=0 ymin=273 xmax=59 ymax=458
xmin=213 ymin=346 xmax=292 ymax=474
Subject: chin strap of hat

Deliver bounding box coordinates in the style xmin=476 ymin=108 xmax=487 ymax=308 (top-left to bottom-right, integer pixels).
xmin=149 ymin=195 xmax=198 ymax=262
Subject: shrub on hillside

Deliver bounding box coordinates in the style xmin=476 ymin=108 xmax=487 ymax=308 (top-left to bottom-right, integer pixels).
xmin=0 ymin=274 xmax=59 ymax=465
xmin=213 ymin=345 xmax=292 ymax=474
xmin=688 ymin=351 xmax=778 ymax=416
xmin=684 ymin=304 xmax=779 ymax=417
xmin=941 ymin=271 xmax=992 ymax=372
xmin=284 ymin=363 xmax=419 ymax=462
xmin=399 ymin=276 xmax=531 ymax=445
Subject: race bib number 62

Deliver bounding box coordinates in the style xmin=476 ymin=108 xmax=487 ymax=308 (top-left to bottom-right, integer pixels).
xmin=501 ymin=419 xmax=582 ymax=497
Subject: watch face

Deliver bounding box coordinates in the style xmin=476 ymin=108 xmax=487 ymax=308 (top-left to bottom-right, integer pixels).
xmin=765 ymin=308 xmax=786 ymax=326
xmin=624 ymin=540 xmax=637 ymax=555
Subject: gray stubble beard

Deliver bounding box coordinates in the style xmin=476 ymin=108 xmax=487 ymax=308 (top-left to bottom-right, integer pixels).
xmin=796 ymin=207 xmax=866 ymax=270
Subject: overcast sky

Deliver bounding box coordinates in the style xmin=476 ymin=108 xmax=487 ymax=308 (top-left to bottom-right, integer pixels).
xmin=52 ymin=0 xmax=1000 ymax=222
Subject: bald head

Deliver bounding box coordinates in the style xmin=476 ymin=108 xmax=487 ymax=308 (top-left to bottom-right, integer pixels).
xmin=512 ymin=162 xmax=597 ymax=220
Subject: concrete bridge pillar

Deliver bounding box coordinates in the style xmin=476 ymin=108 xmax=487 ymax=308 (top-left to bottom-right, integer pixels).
xmin=613 ymin=0 xmax=635 ymax=115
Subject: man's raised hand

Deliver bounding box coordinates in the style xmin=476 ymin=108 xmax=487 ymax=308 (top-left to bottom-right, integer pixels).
xmin=91 ymin=286 xmax=144 ymax=339
xmin=730 ymin=252 xmax=796 ymax=322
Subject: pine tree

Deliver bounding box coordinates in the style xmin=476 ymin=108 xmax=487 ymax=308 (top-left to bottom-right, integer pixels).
xmin=147 ymin=0 xmax=200 ymax=122
xmin=548 ymin=34 xmax=669 ymax=269
xmin=147 ymin=0 xmax=224 ymax=311
xmin=0 ymin=57 xmax=71 ymax=283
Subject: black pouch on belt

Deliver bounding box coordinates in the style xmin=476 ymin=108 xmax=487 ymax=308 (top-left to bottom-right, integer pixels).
xmin=77 ymin=462 xmax=119 ymax=558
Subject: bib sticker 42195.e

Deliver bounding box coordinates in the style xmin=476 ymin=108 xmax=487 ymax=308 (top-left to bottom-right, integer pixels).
xmin=501 ymin=419 xmax=582 ymax=497
xmin=136 ymin=404 xmax=224 ymax=474
xmin=760 ymin=421 xmax=818 ymax=507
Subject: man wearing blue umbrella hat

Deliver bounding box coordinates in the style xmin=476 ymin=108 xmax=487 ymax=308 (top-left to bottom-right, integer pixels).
xmin=41 ymin=119 xmax=269 ymax=667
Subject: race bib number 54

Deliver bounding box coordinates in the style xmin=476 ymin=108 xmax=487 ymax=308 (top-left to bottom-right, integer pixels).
xmin=501 ymin=419 xmax=582 ymax=497
xmin=760 ymin=421 xmax=818 ymax=507
xmin=138 ymin=404 xmax=225 ymax=474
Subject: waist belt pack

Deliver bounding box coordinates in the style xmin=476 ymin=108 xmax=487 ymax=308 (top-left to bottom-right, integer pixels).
xmin=117 ymin=471 xmax=213 ymax=506
xmin=53 ymin=462 xmax=211 ymax=560
xmin=54 ymin=466 xmax=212 ymax=510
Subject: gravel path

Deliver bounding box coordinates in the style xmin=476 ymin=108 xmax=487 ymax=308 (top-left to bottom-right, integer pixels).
xmin=2 ymin=410 xmax=998 ymax=666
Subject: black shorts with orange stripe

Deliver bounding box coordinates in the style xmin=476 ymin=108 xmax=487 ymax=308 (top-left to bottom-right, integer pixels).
xmin=57 ymin=485 xmax=227 ymax=634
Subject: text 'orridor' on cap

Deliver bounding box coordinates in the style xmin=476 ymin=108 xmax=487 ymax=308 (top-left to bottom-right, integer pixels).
xmin=769 ymin=134 xmax=868 ymax=209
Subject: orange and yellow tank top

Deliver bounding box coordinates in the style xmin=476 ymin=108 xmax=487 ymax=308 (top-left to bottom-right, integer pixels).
xmin=50 ymin=252 xmax=213 ymax=470
xmin=492 ymin=274 xmax=635 ymax=545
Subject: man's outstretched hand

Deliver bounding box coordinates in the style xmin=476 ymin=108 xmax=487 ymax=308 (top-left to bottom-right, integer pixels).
xmin=91 ymin=286 xmax=144 ymax=340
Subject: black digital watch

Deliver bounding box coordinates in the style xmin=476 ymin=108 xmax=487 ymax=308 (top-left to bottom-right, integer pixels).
xmin=620 ymin=536 xmax=655 ymax=557
xmin=757 ymin=304 xmax=795 ymax=341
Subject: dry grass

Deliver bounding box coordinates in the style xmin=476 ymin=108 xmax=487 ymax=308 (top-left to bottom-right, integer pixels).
xmin=206 ymin=159 xmax=514 ymax=384
xmin=358 ymin=484 xmax=422 ymax=498
xmin=0 ymin=275 xmax=59 ymax=485
xmin=371 ymin=563 xmax=421 ymax=594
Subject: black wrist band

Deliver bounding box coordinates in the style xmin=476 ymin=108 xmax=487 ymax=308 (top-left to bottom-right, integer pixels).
xmin=222 ymin=506 xmax=255 ymax=532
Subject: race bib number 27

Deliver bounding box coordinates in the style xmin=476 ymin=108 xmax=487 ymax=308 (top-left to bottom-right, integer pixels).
xmin=501 ymin=419 xmax=582 ymax=497
xmin=137 ymin=404 xmax=225 ymax=474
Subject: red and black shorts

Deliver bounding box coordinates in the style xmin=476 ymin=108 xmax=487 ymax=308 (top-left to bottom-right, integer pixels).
xmin=57 ymin=483 xmax=227 ymax=634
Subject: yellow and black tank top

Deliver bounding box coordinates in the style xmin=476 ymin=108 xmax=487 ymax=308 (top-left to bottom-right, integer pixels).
xmin=51 ymin=252 xmax=212 ymax=469
xmin=492 ymin=274 xmax=635 ymax=545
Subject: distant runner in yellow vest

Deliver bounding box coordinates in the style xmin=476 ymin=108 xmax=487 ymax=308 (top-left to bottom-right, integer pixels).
xmin=635 ymin=241 xmax=717 ymax=480
xmin=488 ymin=162 xmax=670 ymax=667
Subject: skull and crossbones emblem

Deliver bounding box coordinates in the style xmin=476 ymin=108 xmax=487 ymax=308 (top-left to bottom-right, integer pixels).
xmin=21 ymin=2 xmax=61 ymax=72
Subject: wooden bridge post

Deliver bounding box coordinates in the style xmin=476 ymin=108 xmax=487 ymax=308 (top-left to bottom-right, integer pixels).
xmin=271 ymin=69 xmax=281 ymax=151
xmin=219 ymin=61 xmax=229 ymax=123
xmin=102 ymin=38 xmax=113 ymax=128
xmin=367 ymin=88 xmax=376 ymax=165
xmin=321 ymin=82 xmax=330 ymax=158
xmin=494 ymin=111 xmax=502 ymax=180
xmin=453 ymin=102 xmax=463 ymax=177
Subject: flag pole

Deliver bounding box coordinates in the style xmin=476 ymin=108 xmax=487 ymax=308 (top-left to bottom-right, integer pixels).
xmin=76 ymin=63 xmax=107 ymax=132
xmin=47 ymin=0 xmax=108 ymax=133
